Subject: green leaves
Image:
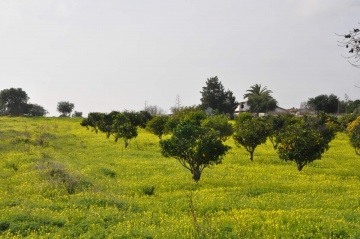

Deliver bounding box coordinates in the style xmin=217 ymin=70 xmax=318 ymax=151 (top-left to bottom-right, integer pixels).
xmin=160 ymin=122 xmax=230 ymax=182
xmin=233 ymin=114 xmax=270 ymax=161
xmin=276 ymin=114 xmax=336 ymax=171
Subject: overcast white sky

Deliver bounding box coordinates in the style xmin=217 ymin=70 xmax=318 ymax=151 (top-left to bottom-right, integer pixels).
xmin=0 ymin=0 xmax=359 ymax=116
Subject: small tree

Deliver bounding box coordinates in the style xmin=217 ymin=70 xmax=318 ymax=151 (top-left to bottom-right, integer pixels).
xmin=146 ymin=115 xmax=169 ymax=139
xmin=57 ymin=101 xmax=74 ymax=117
xmin=347 ymin=116 xmax=360 ymax=156
xmin=98 ymin=111 xmax=118 ymax=138
xmin=72 ymin=111 xmax=83 ymax=117
xmin=111 ymin=112 xmax=138 ymax=148
xmin=277 ymin=114 xmax=336 ymax=171
xmin=80 ymin=112 xmax=104 ymax=133
xmin=27 ymin=104 xmax=48 ymax=116
xmin=233 ymin=113 xmax=270 ymax=161
xmin=160 ymin=122 xmax=230 ymax=182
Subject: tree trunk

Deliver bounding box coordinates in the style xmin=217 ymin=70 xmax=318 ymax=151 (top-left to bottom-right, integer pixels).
xmin=297 ymin=162 xmax=306 ymax=171
xmin=192 ymin=167 xmax=201 ymax=182
xmin=249 ymin=150 xmax=254 ymax=161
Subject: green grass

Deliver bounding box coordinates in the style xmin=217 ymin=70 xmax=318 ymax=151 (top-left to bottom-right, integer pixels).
xmin=0 ymin=116 xmax=359 ymax=238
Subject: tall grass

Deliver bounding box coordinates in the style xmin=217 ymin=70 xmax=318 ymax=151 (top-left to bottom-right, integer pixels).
xmin=0 ymin=116 xmax=359 ymax=238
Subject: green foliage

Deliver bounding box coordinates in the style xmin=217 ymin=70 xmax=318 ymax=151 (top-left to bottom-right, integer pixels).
xmin=1 ymin=117 xmax=360 ymax=238
xmin=346 ymin=100 xmax=360 ymax=113
xmin=201 ymin=115 xmax=234 ymax=142
xmin=146 ymin=115 xmax=169 ymax=139
xmin=80 ymin=112 xmax=103 ymax=133
xmin=233 ymin=114 xmax=270 ymax=161
xmin=277 ymin=114 xmax=337 ymax=171
xmin=243 ymin=84 xmax=277 ymax=113
xmin=112 ymin=113 xmax=138 ymax=148
xmin=98 ymin=111 xmax=117 ymax=138
xmin=338 ymin=114 xmax=358 ymax=132
xmin=142 ymin=186 xmax=155 ymax=196
xmin=346 ymin=116 xmax=360 ymax=155
xmin=307 ymin=94 xmax=339 ymax=113
xmin=27 ymin=104 xmax=48 ymax=116
xmin=200 ymin=76 xmax=239 ymax=115
xmin=0 ymin=88 xmax=48 ymax=117
xmin=57 ymin=101 xmax=75 ymax=117
xmin=160 ymin=122 xmax=230 ymax=182
xmin=72 ymin=111 xmax=83 ymax=117
xmin=266 ymin=114 xmax=298 ymax=149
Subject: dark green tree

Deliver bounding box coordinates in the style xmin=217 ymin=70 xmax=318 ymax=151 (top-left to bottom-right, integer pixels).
xmin=346 ymin=100 xmax=360 ymax=113
xmin=233 ymin=113 xmax=270 ymax=161
xmin=98 ymin=111 xmax=118 ymax=138
xmin=243 ymin=84 xmax=277 ymax=113
xmin=72 ymin=111 xmax=83 ymax=117
xmin=80 ymin=112 xmax=104 ymax=133
xmin=111 ymin=112 xmax=138 ymax=148
xmin=277 ymin=114 xmax=336 ymax=171
xmin=57 ymin=101 xmax=75 ymax=117
xmin=200 ymin=76 xmax=238 ymax=115
xmin=0 ymin=88 xmax=30 ymax=116
xmin=160 ymin=122 xmax=230 ymax=182
xmin=27 ymin=104 xmax=48 ymax=116
xmin=307 ymin=94 xmax=339 ymax=113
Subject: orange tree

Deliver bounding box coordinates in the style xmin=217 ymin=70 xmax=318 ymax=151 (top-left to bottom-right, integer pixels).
xmin=347 ymin=116 xmax=360 ymax=156
xmin=277 ymin=114 xmax=336 ymax=171
xmin=233 ymin=113 xmax=270 ymax=161
xmin=160 ymin=122 xmax=230 ymax=182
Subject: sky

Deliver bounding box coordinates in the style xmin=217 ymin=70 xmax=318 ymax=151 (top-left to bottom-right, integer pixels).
xmin=0 ymin=0 xmax=359 ymax=116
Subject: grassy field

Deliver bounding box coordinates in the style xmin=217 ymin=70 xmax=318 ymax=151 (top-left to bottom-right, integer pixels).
xmin=0 ymin=117 xmax=359 ymax=238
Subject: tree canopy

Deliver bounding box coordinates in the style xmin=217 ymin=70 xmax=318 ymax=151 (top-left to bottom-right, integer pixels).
xmin=160 ymin=122 xmax=230 ymax=182
xmin=243 ymin=84 xmax=277 ymax=113
xmin=0 ymin=88 xmax=47 ymax=116
xmin=200 ymin=76 xmax=238 ymax=115
xmin=0 ymin=88 xmax=29 ymax=116
xmin=307 ymin=94 xmax=339 ymax=113
xmin=57 ymin=101 xmax=75 ymax=117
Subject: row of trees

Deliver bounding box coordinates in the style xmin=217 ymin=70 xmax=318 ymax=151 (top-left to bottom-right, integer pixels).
xmin=80 ymin=111 xmax=152 ymax=148
xmin=81 ymin=105 xmax=360 ymax=182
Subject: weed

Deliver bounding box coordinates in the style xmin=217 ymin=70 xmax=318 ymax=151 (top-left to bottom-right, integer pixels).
xmin=101 ymin=167 xmax=117 ymax=178
xmin=0 ymin=221 xmax=10 ymax=232
xmin=142 ymin=186 xmax=155 ymax=196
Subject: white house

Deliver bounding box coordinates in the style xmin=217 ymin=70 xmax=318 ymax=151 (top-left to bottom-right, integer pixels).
xmin=234 ymin=101 xmax=250 ymax=115
xmin=234 ymin=101 xmax=289 ymax=116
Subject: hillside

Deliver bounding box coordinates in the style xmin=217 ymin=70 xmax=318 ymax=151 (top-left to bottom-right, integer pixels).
xmin=0 ymin=117 xmax=359 ymax=238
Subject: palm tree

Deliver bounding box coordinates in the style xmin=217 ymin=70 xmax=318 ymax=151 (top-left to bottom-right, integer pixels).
xmin=243 ymin=84 xmax=272 ymax=99
xmin=243 ymin=84 xmax=277 ymax=113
